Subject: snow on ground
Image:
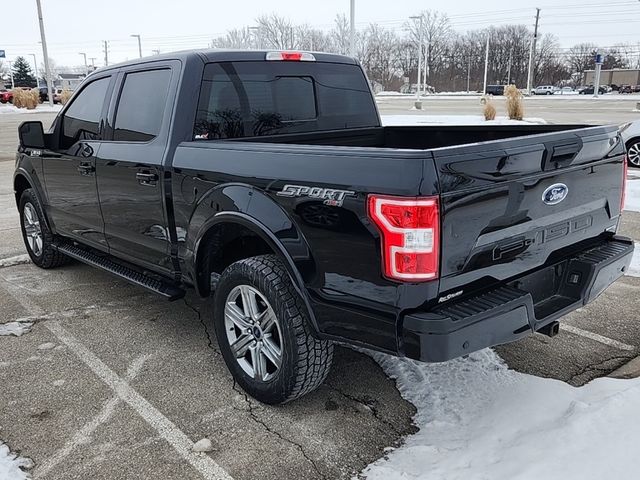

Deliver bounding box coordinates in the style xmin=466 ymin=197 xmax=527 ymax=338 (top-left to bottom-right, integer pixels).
xmin=0 ymin=441 xmax=30 ymax=480
xmin=0 ymin=255 xmax=30 ymax=268
xmin=625 ymin=173 xmax=640 ymax=212
xmin=381 ymin=115 xmax=546 ymax=126
xmin=0 ymin=105 xmax=61 ymax=115
xmin=0 ymin=319 xmax=34 ymax=337
xmin=362 ymin=349 xmax=640 ymax=480
xmin=628 ymin=243 xmax=640 ymax=278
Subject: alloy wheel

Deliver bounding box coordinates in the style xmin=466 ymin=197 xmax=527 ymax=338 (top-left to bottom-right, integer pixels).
xmin=224 ymin=285 xmax=283 ymax=382
xmin=628 ymin=142 xmax=640 ymax=167
xmin=23 ymin=202 xmax=43 ymax=257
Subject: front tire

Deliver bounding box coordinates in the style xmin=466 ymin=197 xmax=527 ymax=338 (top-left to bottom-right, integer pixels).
xmin=19 ymin=189 xmax=67 ymax=268
xmin=213 ymin=255 xmax=333 ymax=404
xmin=627 ymin=140 xmax=640 ymax=168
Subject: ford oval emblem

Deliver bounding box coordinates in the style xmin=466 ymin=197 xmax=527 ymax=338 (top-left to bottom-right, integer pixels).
xmin=542 ymin=183 xmax=569 ymax=205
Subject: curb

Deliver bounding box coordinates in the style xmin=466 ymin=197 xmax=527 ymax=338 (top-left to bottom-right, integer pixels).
xmin=609 ymin=356 xmax=640 ymax=379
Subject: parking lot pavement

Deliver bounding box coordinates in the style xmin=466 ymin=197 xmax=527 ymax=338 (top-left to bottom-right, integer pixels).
xmin=376 ymin=94 xmax=640 ymax=125
xmin=1 ymin=110 xmax=640 ymax=478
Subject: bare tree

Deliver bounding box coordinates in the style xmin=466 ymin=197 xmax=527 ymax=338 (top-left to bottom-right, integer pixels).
xmin=330 ymin=14 xmax=351 ymax=55
xmin=211 ymin=28 xmax=254 ymax=49
xmin=565 ymin=43 xmax=598 ymax=75
xmin=256 ymin=14 xmax=297 ymax=49
xmin=403 ymin=10 xmax=452 ymax=86
xmin=359 ymin=24 xmax=402 ymax=90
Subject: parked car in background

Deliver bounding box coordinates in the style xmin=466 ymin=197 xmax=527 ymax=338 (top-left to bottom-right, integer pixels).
xmin=579 ymin=85 xmax=607 ymax=95
xmin=620 ymin=121 xmax=640 ymax=167
xmin=0 ymin=87 xmax=32 ymax=104
xmin=619 ymin=85 xmax=633 ymax=94
xmin=532 ymin=85 xmax=558 ymax=95
xmin=485 ymin=84 xmax=505 ymax=95
xmin=38 ymin=87 xmax=50 ymax=103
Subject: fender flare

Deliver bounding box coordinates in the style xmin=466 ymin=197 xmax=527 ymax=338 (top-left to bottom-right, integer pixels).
xmin=194 ymin=211 xmax=320 ymax=334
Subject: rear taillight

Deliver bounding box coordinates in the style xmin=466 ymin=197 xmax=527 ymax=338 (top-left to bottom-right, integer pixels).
xmin=368 ymin=195 xmax=440 ymax=282
xmin=622 ymin=157 xmax=628 ymax=213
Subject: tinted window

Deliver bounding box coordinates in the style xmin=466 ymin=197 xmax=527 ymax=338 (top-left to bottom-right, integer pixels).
xmin=113 ymin=69 xmax=172 ymax=142
xmin=194 ymin=61 xmax=378 ymax=140
xmin=61 ymin=76 xmax=110 ymax=149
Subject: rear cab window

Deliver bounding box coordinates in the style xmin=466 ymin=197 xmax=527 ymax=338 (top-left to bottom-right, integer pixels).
xmin=193 ymin=61 xmax=379 ymax=140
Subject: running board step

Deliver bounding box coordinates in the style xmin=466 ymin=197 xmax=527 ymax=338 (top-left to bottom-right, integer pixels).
xmin=56 ymin=241 xmax=185 ymax=301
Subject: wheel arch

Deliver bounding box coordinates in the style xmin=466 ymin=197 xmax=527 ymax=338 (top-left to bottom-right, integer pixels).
xmin=193 ymin=212 xmax=320 ymax=333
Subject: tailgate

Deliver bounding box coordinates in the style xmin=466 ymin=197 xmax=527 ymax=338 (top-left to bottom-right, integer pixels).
xmin=433 ymin=125 xmax=625 ymax=295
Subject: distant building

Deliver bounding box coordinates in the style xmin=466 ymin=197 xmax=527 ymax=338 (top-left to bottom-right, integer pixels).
xmin=58 ymin=73 xmax=86 ymax=90
xmin=583 ymin=69 xmax=640 ymax=86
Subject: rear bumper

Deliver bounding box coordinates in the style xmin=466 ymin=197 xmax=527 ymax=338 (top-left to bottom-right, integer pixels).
xmin=401 ymin=236 xmax=634 ymax=362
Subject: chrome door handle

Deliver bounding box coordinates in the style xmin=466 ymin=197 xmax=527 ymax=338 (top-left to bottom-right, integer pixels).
xmin=136 ymin=172 xmax=158 ymax=186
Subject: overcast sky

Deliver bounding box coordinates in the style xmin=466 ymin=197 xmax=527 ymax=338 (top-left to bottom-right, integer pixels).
xmin=0 ymin=0 xmax=637 ymax=69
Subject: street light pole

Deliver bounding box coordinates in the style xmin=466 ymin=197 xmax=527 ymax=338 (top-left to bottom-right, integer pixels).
xmin=35 ymin=0 xmax=54 ymax=107
xmin=410 ymin=15 xmax=423 ymax=109
xmin=30 ymin=54 xmax=40 ymax=88
xmin=131 ymin=34 xmax=142 ymax=58
xmin=8 ymin=60 xmax=14 ymax=89
xmin=248 ymin=26 xmax=261 ymax=49
xmin=79 ymin=52 xmax=88 ymax=75
xmin=350 ymin=0 xmax=356 ymax=57
xmin=483 ymin=35 xmax=490 ymax=95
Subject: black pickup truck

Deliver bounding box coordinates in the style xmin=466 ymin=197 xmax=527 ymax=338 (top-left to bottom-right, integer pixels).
xmin=14 ymin=50 xmax=633 ymax=404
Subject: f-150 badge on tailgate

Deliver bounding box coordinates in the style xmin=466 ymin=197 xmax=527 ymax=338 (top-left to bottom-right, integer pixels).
xmin=277 ymin=185 xmax=355 ymax=207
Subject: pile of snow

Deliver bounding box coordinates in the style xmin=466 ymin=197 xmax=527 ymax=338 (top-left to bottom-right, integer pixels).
xmin=0 ymin=319 xmax=34 ymax=337
xmin=628 ymin=243 xmax=640 ymax=278
xmin=0 ymin=104 xmax=61 ymax=115
xmin=381 ymin=115 xmax=546 ymax=126
xmin=363 ymin=349 xmax=640 ymax=480
xmin=0 ymin=441 xmax=29 ymax=480
xmin=625 ymin=175 xmax=640 ymax=212
xmin=0 ymin=255 xmax=30 ymax=269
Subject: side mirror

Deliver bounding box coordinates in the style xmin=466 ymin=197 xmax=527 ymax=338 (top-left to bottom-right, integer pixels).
xmin=18 ymin=121 xmax=46 ymax=150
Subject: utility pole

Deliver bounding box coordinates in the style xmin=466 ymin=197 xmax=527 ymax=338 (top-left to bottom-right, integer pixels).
xmin=593 ymin=51 xmax=603 ymax=98
xmin=8 ymin=60 xmax=14 ymax=89
xmin=248 ymin=26 xmax=261 ymax=49
xmin=410 ymin=15 xmax=424 ymax=109
xmin=35 ymin=0 xmax=53 ymax=107
xmin=103 ymin=41 xmax=110 ymax=66
xmin=131 ymin=34 xmax=142 ymax=58
xmin=483 ymin=35 xmax=489 ymax=95
xmin=79 ymin=52 xmax=88 ymax=75
xmin=467 ymin=56 xmax=471 ymax=93
xmin=30 ymin=54 xmax=40 ymax=88
xmin=423 ymin=39 xmax=429 ymax=93
xmin=526 ymin=8 xmax=541 ymax=94
xmin=349 ymin=0 xmax=356 ymax=57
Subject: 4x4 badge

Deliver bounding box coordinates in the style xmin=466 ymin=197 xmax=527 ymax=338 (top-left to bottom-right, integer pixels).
xmin=277 ymin=184 xmax=355 ymax=207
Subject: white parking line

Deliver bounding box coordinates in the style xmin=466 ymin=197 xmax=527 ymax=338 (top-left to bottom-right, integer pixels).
xmin=561 ymin=324 xmax=636 ymax=352
xmin=34 ymin=355 xmax=151 ymax=478
xmin=44 ymin=321 xmax=234 ymax=480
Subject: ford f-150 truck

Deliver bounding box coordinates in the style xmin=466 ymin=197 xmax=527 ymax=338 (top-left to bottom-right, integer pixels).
xmin=14 ymin=50 xmax=633 ymax=404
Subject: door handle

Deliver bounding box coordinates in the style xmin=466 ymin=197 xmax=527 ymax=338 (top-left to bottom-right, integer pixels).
xmin=136 ymin=172 xmax=159 ymax=186
xmin=77 ymin=162 xmax=95 ymax=176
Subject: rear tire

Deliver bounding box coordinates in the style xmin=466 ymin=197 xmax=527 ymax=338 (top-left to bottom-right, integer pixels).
xmin=627 ymin=140 xmax=640 ymax=168
xmin=213 ymin=255 xmax=333 ymax=404
xmin=19 ymin=189 xmax=68 ymax=268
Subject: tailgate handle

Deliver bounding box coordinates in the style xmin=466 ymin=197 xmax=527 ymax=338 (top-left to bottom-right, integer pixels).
xmin=543 ymin=140 xmax=582 ymax=170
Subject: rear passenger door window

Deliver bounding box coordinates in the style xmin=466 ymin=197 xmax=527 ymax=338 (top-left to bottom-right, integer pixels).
xmin=113 ymin=69 xmax=172 ymax=142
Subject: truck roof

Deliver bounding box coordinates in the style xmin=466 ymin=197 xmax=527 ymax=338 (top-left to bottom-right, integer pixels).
xmin=94 ymin=49 xmax=358 ymax=74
